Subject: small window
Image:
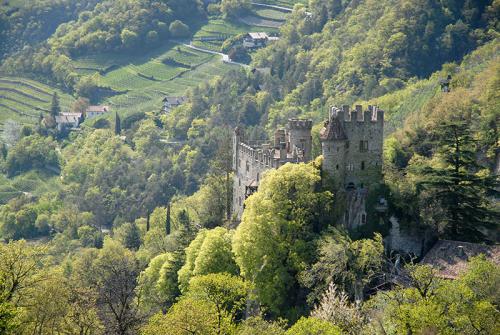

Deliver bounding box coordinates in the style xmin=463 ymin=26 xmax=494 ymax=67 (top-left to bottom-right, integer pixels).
xmin=239 ymin=197 xmax=241 ymax=206
xmin=345 ymin=141 xmax=349 ymax=149
xmin=361 ymin=161 xmax=365 ymax=170
xmin=257 ymin=173 xmax=260 ymax=182
xmin=336 ymin=147 xmax=340 ymax=152
xmin=239 ymin=178 xmax=241 ymax=186
xmin=359 ymin=140 xmax=368 ymax=152
xmin=336 ymin=164 xmax=339 ymax=170
xmin=246 ymin=161 xmax=250 ymax=172
xmin=361 ymin=213 xmax=367 ymax=224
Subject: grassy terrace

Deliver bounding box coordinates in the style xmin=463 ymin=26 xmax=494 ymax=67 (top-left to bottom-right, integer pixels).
xmin=0 ymin=77 xmax=75 ymax=132
xmin=73 ymin=43 xmax=241 ymax=115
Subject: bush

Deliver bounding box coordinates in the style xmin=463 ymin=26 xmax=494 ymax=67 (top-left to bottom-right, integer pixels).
xmin=169 ymin=20 xmax=190 ymax=38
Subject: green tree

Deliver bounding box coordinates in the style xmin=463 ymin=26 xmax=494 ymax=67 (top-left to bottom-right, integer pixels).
xmin=0 ymin=240 xmax=47 ymax=303
xmin=365 ymin=258 xmax=500 ymax=335
xmin=300 ymin=230 xmax=384 ymax=304
xmin=286 ymin=317 xmax=342 ymax=335
xmin=50 ymin=92 xmax=61 ymax=117
xmin=168 ymin=20 xmax=190 ymax=38
xmin=115 ymin=112 xmax=121 ymax=135
xmin=5 ymin=134 xmax=59 ymax=177
xmin=121 ymin=28 xmax=139 ymax=48
xmin=142 ymin=297 xmax=220 ymax=335
xmin=138 ymin=252 xmax=180 ymax=312
xmin=72 ymin=239 xmax=142 ymax=335
xmin=236 ymin=316 xmax=286 ymax=335
xmin=220 ymin=0 xmax=251 ymax=20
xmin=232 ymin=160 xmax=334 ymax=318
xmin=178 ymin=227 xmax=238 ymax=292
xmin=413 ymin=117 xmax=499 ymax=241
xmin=187 ymin=273 xmax=249 ymax=327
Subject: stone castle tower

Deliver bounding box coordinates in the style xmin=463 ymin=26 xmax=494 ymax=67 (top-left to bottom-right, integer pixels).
xmin=320 ymin=105 xmax=384 ymax=189
xmin=232 ymin=119 xmax=313 ymax=219
xmin=232 ymin=105 xmax=384 ymax=227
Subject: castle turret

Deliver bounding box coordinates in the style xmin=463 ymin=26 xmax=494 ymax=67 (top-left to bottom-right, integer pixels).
xmin=287 ymin=118 xmax=313 ymax=162
xmin=233 ymin=126 xmax=244 ymax=171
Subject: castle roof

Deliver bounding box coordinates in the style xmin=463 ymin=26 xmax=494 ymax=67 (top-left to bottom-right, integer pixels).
xmin=320 ymin=117 xmax=346 ymax=141
xmin=86 ymin=105 xmax=109 ymax=113
xmin=421 ymin=240 xmax=500 ymax=279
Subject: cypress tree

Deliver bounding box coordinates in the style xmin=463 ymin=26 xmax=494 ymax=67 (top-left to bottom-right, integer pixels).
xmin=166 ymin=203 xmax=171 ymax=235
xmin=50 ymin=92 xmax=61 ymax=117
xmin=115 ymin=112 xmax=121 ymax=135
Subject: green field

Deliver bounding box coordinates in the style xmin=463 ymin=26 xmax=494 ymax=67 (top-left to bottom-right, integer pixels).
xmin=72 ymin=43 xmax=241 ymax=115
xmin=0 ymin=77 xmax=75 ymax=133
xmin=104 ymin=57 xmax=241 ymax=115
xmin=0 ymin=171 xmax=61 ymax=205
xmin=254 ymin=8 xmax=288 ymax=21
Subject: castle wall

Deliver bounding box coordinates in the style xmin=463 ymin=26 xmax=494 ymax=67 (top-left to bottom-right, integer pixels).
xmin=232 ymin=120 xmax=313 ymax=220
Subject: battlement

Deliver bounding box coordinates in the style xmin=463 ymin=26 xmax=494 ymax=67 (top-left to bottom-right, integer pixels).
xmin=233 ymin=118 xmax=313 ymax=219
xmin=288 ymin=118 xmax=313 ymax=129
xmin=330 ymin=105 xmax=384 ymax=123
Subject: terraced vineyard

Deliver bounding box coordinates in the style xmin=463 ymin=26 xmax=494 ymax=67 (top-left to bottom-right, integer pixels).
xmin=192 ymin=18 xmax=279 ymax=51
xmin=105 ymin=57 xmax=241 ymax=115
xmin=0 ymin=77 xmax=75 ymax=134
xmin=0 ymin=171 xmax=61 ymax=205
xmin=72 ymin=44 xmax=241 ymax=115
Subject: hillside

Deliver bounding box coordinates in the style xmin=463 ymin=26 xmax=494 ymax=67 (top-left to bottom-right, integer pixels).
xmin=0 ymin=1 xmax=499 ymax=335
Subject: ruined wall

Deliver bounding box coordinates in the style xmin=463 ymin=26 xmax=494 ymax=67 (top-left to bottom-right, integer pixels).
xmin=232 ymin=120 xmax=313 ymax=220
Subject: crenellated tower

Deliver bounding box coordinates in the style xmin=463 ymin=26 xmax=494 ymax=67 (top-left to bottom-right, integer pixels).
xmin=320 ymin=105 xmax=384 ymax=189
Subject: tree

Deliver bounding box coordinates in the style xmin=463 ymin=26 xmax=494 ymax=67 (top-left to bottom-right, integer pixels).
xmin=121 ymin=29 xmax=139 ymax=48
xmin=142 ymin=297 xmax=220 ymax=335
xmin=365 ymin=258 xmax=500 ymax=335
xmin=178 ymin=228 xmax=238 ymax=292
xmin=0 ymin=240 xmax=47 ymax=303
xmin=236 ymin=316 xmax=286 ymax=335
xmin=120 ymin=222 xmax=142 ymax=250
xmin=300 ymin=230 xmax=384 ymax=304
xmin=2 ymin=120 xmax=22 ymax=148
xmin=232 ymin=160 xmax=334 ymax=317
xmin=286 ymin=317 xmax=342 ymax=335
xmin=75 ymin=74 xmax=101 ymax=102
xmin=186 ymin=273 xmax=249 ymax=327
xmin=169 ymin=20 xmax=190 ymax=38
xmin=210 ymin=126 xmax=233 ymax=221
xmin=220 ymin=0 xmax=251 ymax=20
xmin=311 ymin=283 xmax=365 ymax=334
xmin=5 ymin=134 xmax=59 ymax=177
xmin=50 ymin=92 xmax=61 ymax=117
xmin=115 ymin=112 xmax=121 ymax=135
xmin=137 ymin=252 xmax=180 ymax=313
xmin=413 ymin=117 xmax=499 ymax=241
xmin=72 ymin=239 xmax=142 ymax=335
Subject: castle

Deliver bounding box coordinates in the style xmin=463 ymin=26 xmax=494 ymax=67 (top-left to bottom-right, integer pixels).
xmin=232 ymin=105 xmax=384 ymax=227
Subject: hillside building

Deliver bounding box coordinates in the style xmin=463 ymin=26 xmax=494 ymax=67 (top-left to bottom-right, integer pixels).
xmin=162 ymin=96 xmax=187 ymax=112
xmin=55 ymin=112 xmax=82 ymax=131
xmin=232 ymin=105 xmax=385 ymax=229
xmin=85 ymin=105 xmax=109 ymax=119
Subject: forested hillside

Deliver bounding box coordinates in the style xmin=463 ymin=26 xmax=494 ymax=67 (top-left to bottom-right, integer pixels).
xmin=0 ymin=0 xmax=499 ymax=334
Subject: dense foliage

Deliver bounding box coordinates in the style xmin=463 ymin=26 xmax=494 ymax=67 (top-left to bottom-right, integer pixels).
xmin=0 ymin=0 xmax=499 ymax=334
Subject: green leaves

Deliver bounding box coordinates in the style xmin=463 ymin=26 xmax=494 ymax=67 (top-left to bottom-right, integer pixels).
xmin=233 ymin=161 xmax=334 ymax=318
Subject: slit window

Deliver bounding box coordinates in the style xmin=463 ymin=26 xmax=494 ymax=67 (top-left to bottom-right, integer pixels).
xmin=361 ymin=161 xmax=365 ymax=170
